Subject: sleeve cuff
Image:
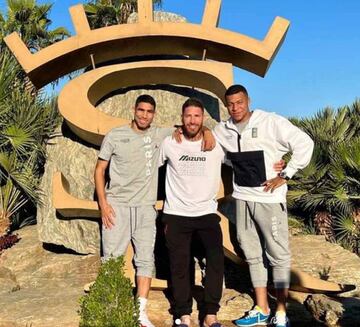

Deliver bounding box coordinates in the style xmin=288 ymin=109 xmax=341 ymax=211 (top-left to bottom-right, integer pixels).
xmin=283 ymin=166 xmax=297 ymax=179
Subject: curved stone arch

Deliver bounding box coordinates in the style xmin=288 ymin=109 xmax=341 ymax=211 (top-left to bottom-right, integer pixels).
xmin=58 ymin=60 xmax=234 ymax=146
xmin=4 ymin=0 xmax=290 ymax=88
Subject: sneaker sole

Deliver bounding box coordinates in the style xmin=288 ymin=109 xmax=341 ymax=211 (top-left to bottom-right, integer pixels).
xmin=234 ymin=322 xmax=268 ymax=327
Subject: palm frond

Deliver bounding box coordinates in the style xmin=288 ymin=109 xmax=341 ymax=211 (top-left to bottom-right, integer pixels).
xmin=0 ymin=178 xmax=28 ymax=221
xmin=85 ymin=0 xmax=162 ymax=27
xmin=0 ymin=152 xmax=39 ymax=204
xmin=0 ymin=51 xmax=19 ymax=104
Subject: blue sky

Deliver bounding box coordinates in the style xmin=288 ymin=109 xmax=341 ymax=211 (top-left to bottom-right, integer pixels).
xmin=1 ymin=0 xmax=360 ymax=118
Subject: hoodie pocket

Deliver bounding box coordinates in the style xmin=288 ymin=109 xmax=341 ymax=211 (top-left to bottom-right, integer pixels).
xmin=227 ymin=150 xmax=266 ymax=187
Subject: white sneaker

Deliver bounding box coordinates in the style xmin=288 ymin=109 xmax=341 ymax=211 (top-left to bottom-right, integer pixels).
xmin=139 ymin=311 xmax=155 ymax=327
xmin=271 ymin=312 xmax=290 ymax=327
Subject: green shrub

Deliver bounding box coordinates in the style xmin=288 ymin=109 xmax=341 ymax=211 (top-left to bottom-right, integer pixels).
xmin=79 ymin=256 xmax=139 ymax=327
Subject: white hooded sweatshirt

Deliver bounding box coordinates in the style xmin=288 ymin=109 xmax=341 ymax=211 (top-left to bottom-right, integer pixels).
xmin=213 ymin=109 xmax=314 ymax=203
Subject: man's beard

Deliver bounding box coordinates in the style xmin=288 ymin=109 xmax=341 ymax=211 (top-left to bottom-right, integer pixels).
xmin=183 ymin=124 xmax=202 ymax=139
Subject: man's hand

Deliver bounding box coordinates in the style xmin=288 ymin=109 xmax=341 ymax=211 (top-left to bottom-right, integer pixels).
xmin=262 ymin=176 xmax=287 ymax=193
xmin=273 ymin=159 xmax=286 ymax=173
xmin=172 ymin=127 xmax=183 ymax=143
xmin=202 ymin=129 xmax=216 ymax=151
xmin=101 ymin=202 xmax=115 ymax=229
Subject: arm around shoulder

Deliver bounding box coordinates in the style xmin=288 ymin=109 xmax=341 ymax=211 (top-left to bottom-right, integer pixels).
xmin=212 ymin=121 xmax=227 ymax=146
xmin=158 ymin=136 xmax=171 ymax=167
xmin=201 ymin=126 xmax=216 ymax=151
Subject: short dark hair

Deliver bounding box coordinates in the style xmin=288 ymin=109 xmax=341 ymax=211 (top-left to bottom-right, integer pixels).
xmin=225 ymin=84 xmax=248 ymax=97
xmin=182 ymin=98 xmax=204 ymax=114
xmin=135 ymin=94 xmax=156 ymax=110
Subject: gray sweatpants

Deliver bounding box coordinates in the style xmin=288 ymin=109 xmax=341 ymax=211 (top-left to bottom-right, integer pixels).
xmin=102 ymin=200 xmax=157 ymax=278
xmin=235 ymin=199 xmax=291 ymax=289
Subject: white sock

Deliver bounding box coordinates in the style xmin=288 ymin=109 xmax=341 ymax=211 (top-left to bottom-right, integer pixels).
xmin=139 ymin=297 xmax=148 ymax=314
xmin=139 ymin=297 xmax=155 ymax=327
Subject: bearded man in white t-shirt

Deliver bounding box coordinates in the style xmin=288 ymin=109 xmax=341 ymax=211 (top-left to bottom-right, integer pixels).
xmin=159 ymin=98 xmax=225 ymax=327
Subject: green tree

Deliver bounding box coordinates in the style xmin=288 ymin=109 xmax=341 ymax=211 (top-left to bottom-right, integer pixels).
xmin=3 ymin=0 xmax=69 ymax=52
xmin=0 ymin=87 xmax=61 ymax=234
xmin=85 ymin=0 xmax=162 ymax=28
xmin=288 ymin=103 xmax=360 ymax=253
xmin=347 ymin=99 xmax=360 ymax=135
xmin=0 ymin=0 xmax=65 ymax=234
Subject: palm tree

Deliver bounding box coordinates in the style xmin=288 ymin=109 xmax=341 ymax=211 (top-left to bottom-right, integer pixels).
xmin=0 ymin=87 xmax=61 ymax=234
xmin=347 ymin=99 xmax=360 ymax=135
xmin=0 ymin=154 xmax=38 ymax=233
xmin=85 ymin=0 xmax=162 ymax=28
xmin=288 ymin=104 xmax=360 ymax=252
xmin=333 ymin=213 xmax=360 ymax=254
xmin=1 ymin=0 xmax=70 ymax=95
xmin=3 ymin=0 xmax=69 ymax=52
xmin=0 ymin=1 xmax=64 ymax=234
xmin=0 ymin=50 xmax=18 ymax=105
xmin=0 ymin=12 xmax=6 ymax=43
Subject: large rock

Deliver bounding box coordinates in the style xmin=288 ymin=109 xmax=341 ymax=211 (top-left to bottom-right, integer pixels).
xmin=127 ymin=10 xmax=187 ymax=23
xmin=37 ymin=86 xmax=227 ymax=254
xmin=0 ymin=226 xmax=99 ymax=327
xmin=289 ymin=234 xmax=360 ymax=327
xmin=37 ymin=134 xmax=100 ymax=254
xmin=304 ymin=294 xmax=344 ymax=326
xmin=1 ymin=226 xmax=360 ymax=326
xmin=290 ymin=234 xmax=360 ymax=297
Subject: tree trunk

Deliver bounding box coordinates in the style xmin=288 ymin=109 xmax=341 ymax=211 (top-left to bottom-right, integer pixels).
xmin=314 ymin=211 xmax=335 ymax=242
xmin=0 ymin=215 xmax=10 ymax=236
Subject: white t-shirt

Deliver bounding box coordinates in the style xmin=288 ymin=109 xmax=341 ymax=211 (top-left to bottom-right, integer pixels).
xmin=159 ymin=136 xmax=225 ymax=217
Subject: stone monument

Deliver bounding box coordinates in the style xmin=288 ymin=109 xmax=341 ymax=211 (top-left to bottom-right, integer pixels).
xmin=5 ymin=0 xmax=354 ymax=293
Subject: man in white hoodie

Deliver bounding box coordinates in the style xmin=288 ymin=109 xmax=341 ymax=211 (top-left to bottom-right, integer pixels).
xmin=213 ymin=85 xmax=314 ymax=327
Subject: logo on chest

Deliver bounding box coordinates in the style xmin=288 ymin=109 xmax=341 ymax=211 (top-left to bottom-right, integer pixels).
xmin=252 ymin=127 xmax=258 ymax=138
xmin=179 ymin=155 xmax=206 ymax=162
xmin=177 ymin=154 xmax=206 ymax=177
xmin=120 ymin=138 xmax=130 ymax=143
